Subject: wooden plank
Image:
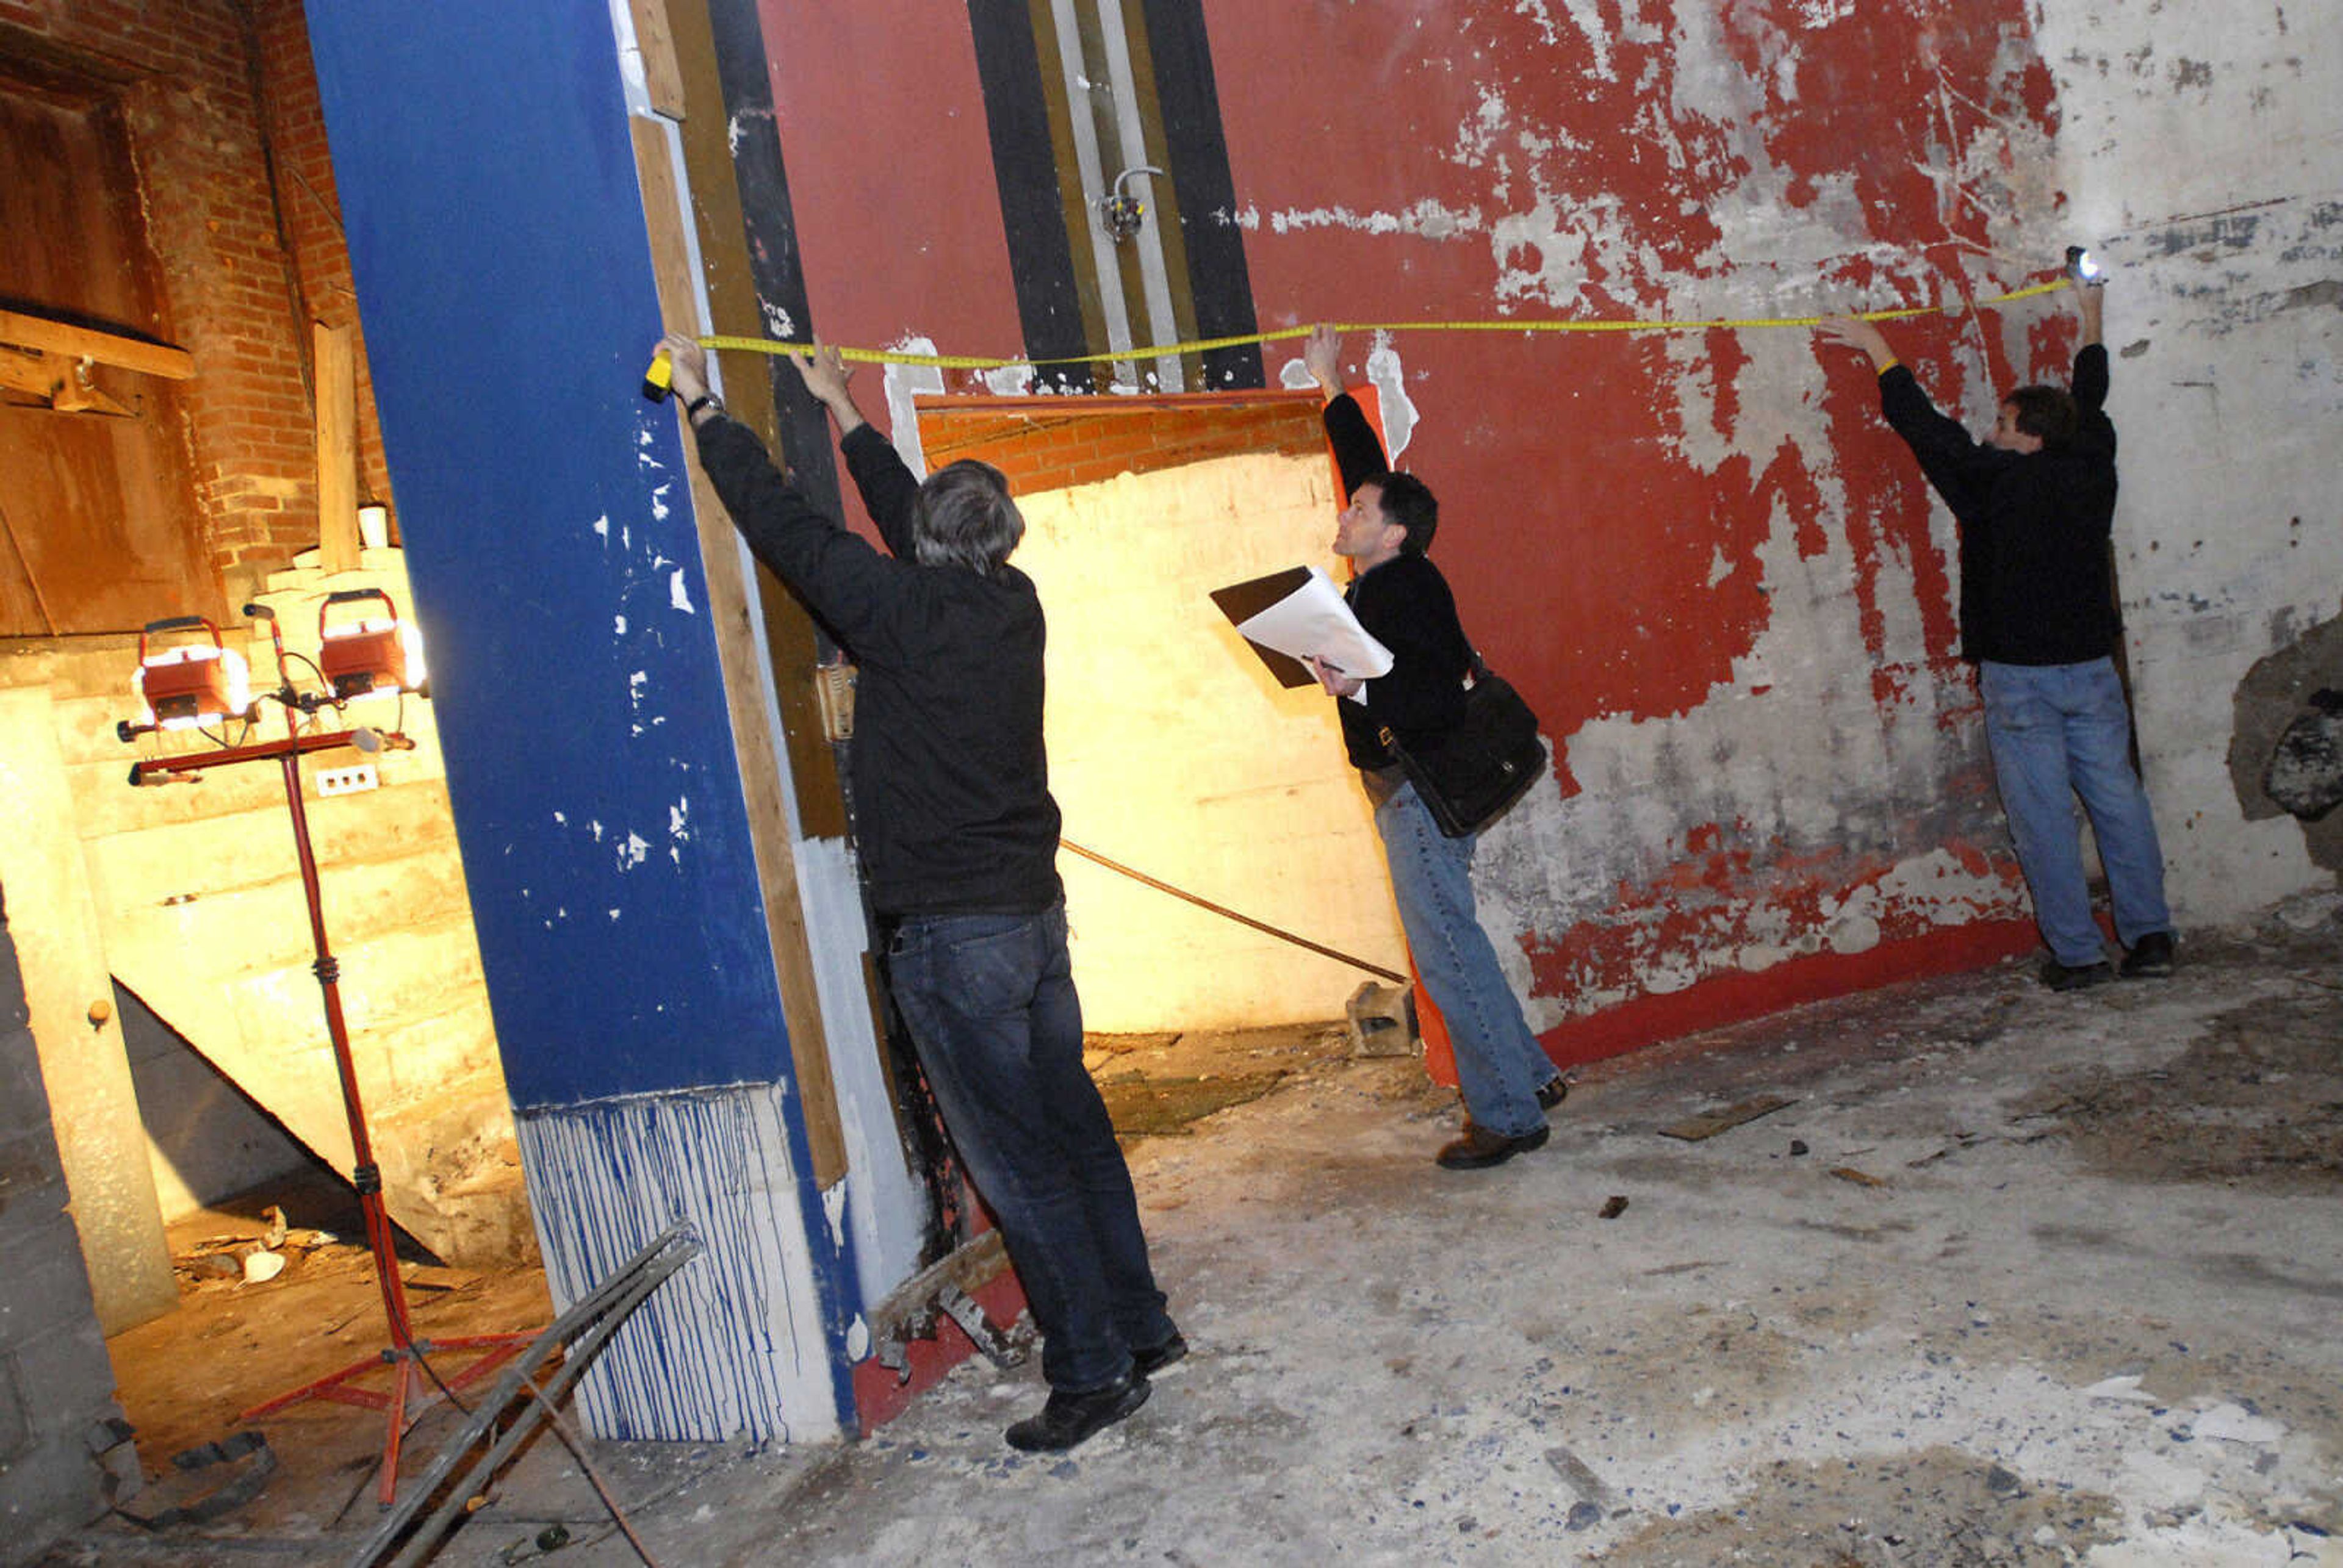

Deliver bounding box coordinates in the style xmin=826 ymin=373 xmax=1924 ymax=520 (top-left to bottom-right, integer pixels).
xmin=630 ymin=113 xmax=849 ymax=1190
xmin=313 ymin=322 xmax=359 ymax=573
xmin=0 ymin=307 xmax=193 ymax=379
xmin=1657 ymin=1094 xmax=1796 ymax=1142
xmin=627 ymin=0 xmax=686 ymax=118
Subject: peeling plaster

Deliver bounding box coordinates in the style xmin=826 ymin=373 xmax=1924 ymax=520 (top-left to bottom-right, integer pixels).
xmin=882 ymin=337 xmax=945 ymax=480
xmin=1234 ymin=200 xmax=1483 ymax=240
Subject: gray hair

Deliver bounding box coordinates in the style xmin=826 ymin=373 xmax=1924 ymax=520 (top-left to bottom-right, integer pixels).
xmin=914 ymin=459 xmax=1024 ymax=575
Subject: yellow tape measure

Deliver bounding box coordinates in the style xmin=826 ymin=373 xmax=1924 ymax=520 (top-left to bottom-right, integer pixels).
xmin=687 ymin=278 xmax=2071 ymax=372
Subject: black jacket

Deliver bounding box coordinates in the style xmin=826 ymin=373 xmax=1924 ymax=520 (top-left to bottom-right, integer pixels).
xmin=1878 ymin=344 xmax=2121 ymax=666
xmin=1323 ymin=394 xmax=1472 ymax=771
xmin=693 ymin=417 xmax=1063 ymax=918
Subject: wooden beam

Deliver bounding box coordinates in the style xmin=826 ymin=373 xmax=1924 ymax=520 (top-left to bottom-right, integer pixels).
xmin=0 ymin=307 xmax=193 ymax=380
xmin=630 ymin=113 xmax=851 ymax=1189
xmin=314 ymin=322 xmax=359 ymax=572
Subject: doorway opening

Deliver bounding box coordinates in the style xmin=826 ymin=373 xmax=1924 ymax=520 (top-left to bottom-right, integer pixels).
xmin=913 ymin=390 xmax=1414 ymax=1122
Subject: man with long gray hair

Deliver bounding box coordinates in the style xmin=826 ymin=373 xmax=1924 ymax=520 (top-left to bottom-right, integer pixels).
xmin=657 ymin=334 xmax=1181 ymax=1453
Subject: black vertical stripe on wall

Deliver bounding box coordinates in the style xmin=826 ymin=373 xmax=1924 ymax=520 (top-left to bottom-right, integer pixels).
xmin=967 ymin=0 xmax=1096 ymax=394
xmin=1140 ymin=0 xmax=1262 ymax=390
xmin=704 ymin=0 xmax=841 ymax=500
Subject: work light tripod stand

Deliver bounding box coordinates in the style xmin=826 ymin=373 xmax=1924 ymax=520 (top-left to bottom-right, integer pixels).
xmin=121 ymin=606 xmax=535 ymax=1506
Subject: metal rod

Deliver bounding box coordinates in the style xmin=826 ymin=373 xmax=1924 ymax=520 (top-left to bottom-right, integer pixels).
xmin=346 ymin=1223 xmax=701 ymax=1568
xmin=1058 ymin=838 xmax=1408 ymax=984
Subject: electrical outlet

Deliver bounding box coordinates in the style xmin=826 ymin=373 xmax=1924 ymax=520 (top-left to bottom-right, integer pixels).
xmin=316 ymin=763 xmax=380 ymax=796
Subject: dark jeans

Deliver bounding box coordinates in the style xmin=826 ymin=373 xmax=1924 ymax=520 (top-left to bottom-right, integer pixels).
xmin=885 ymin=902 xmax=1173 ymax=1392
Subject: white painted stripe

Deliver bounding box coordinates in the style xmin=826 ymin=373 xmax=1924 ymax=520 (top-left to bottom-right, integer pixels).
xmin=1048 ymin=0 xmax=1139 ymax=386
xmin=1090 ymin=0 xmax=1183 ymax=391
xmin=518 ymin=1085 xmax=844 ymax=1444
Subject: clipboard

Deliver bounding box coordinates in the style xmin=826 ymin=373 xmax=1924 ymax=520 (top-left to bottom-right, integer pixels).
xmin=1210 ymin=564 xmax=1394 ymax=689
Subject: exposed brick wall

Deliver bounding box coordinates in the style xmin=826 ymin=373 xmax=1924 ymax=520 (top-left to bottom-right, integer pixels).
xmin=0 ymin=0 xmax=387 ymax=614
xmin=923 ymin=394 xmax=1327 ymax=495
xmin=248 ymin=0 xmax=391 ymax=520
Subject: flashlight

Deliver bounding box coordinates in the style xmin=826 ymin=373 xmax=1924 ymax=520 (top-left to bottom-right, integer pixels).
xmin=2065 ymin=246 xmax=2104 ymax=286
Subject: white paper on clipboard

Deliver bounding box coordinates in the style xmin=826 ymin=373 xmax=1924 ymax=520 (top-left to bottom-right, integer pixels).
xmin=1222 ymin=564 xmax=1393 ymax=683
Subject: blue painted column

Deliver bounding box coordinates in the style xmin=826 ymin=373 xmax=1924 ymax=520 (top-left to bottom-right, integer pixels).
xmin=303 ymin=2 xmax=857 ymax=1441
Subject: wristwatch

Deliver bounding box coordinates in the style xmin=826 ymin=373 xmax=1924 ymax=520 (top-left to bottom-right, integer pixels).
xmin=685 ymin=392 xmax=723 ymax=422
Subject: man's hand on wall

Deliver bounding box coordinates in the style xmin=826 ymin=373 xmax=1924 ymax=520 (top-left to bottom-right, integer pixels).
xmin=1816 ymin=315 xmax=1898 ymax=373
xmin=1304 ymin=324 xmax=1343 ymax=401
xmin=787 ymin=345 xmax=867 ymax=438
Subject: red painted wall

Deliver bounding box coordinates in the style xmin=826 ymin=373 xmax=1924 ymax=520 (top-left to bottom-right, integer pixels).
xmin=752 ymin=1 xmax=2079 ymax=1060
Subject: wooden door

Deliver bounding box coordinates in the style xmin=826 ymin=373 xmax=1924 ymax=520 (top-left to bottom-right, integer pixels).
xmin=0 ymin=64 xmax=213 ymax=635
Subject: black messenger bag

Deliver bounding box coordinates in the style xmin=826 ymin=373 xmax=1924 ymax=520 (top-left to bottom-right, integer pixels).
xmin=1378 ymin=654 xmax=1546 ymax=838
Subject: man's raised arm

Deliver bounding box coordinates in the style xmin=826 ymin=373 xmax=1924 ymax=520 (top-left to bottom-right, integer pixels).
xmin=1818 ymin=314 xmax=1997 ymax=521
xmin=786 ymin=347 xmax=926 ymax=559
xmin=2071 ymin=279 xmax=2111 ymax=420
xmin=1306 ymin=323 xmax=1391 ymax=500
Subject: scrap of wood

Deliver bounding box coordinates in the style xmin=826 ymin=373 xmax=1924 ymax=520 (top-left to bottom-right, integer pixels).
xmin=1657 ymin=1094 xmax=1795 ymax=1141
xmin=627 ymin=0 xmax=685 ymax=116
xmin=1829 ymin=1165 xmax=1890 ymax=1188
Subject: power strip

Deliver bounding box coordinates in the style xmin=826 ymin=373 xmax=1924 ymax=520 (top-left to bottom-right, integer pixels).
xmin=315 ymin=763 xmax=380 ymax=796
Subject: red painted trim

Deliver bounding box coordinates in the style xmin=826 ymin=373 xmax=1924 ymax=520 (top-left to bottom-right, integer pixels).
xmin=1538 ymin=919 xmax=2039 ymax=1070
xmin=851 ymin=1270 xmax=1032 ymax=1436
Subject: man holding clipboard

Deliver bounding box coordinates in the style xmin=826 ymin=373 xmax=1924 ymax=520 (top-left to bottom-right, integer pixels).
xmin=1297 ymin=326 xmax=1566 ymax=1170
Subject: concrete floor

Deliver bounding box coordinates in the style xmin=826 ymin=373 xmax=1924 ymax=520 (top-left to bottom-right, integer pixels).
xmin=53 ymin=895 xmax=2343 ymax=1567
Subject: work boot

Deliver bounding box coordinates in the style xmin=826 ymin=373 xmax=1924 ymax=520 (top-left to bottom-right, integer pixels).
xmin=1131 ymin=1330 xmax=1188 ymax=1379
xmin=1536 ymin=1076 xmax=1569 ymax=1110
xmin=1435 ymin=1122 xmax=1549 ymax=1170
xmin=2120 ymin=931 xmax=2175 ymax=979
xmin=2040 ymin=957 xmax=2114 ymax=992
xmin=1004 ymin=1373 xmax=1149 ymax=1452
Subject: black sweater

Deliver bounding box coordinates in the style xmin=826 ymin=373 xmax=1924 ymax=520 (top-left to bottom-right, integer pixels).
xmin=1878 ymin=345 xmax=2121 ymax=666
xmin=1323 ymin=394 xmax=1472 ymax=771
xmin=694 ymin=417 xmax=1063 ymax=918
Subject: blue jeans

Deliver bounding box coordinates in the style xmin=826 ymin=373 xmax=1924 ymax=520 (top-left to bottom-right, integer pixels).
xmin=1978 ymin=658 xmax=2172 ymax=967
xmin=1373 ymin=781 xmax=1555 ymax=1138
xmin=885 ymin=903 xmax=1173 ymax=1392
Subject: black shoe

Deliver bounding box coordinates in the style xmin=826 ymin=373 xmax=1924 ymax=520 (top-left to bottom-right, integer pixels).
xmin=1536 ymin=1076 xmax=1569 ymax=1110
xmin=2040 ymin=958 xmax=2114 ymax=992
xmin=2120 ymin=931 xmax=2175 ymax=979
xmin=1131 ymin=1331 xmax=1188 ymax=1379
xmin=1004 ymin=1373 xmax=1150 ymax=1452
xmin=1436 ymin=1122 xmax=1550 ymax=1170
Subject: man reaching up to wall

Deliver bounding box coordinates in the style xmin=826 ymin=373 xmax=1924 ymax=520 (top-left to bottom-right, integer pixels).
xmin=658 ymin=333 xmax=1182 ymax=1452
xmin=1818 ymin=278 xmax=2176 ymax=990
xmin=1301 ymin=325 xmax=1567 ymax=1169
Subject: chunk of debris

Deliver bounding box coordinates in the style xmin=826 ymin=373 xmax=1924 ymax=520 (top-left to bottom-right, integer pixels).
xmin=1345 ymin=980 xmax=1417 ymax=1059
xmin=1658 ymin=1095 xmax=1795 ymax=1140
xmin=1598 ymin=1195 xmax=1629 ymax=1219
xmin=1829 ymin=1165 xmax=1888 ymax=1188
